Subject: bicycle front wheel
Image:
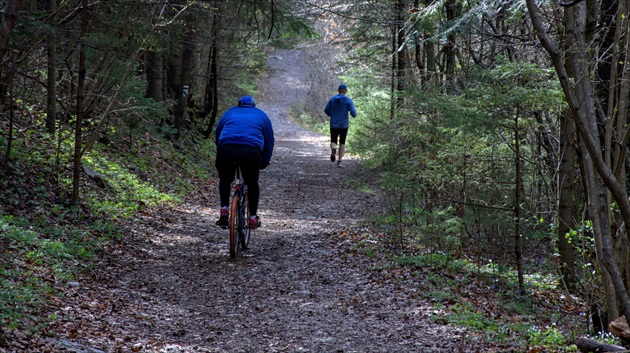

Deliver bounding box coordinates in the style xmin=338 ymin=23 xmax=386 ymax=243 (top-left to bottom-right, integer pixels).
xmin=229 ymin=192 xmax=240 ymax=257
xmin=240 ymin=189 xmax=250 ymax=250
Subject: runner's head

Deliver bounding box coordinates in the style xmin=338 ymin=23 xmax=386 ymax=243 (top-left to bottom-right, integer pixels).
xmin=338 ymin=84 xmax=347 ymax=94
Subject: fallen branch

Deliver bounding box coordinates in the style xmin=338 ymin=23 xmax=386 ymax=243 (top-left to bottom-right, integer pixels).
xmin=576 ymin=337 xmax=626 ymax=352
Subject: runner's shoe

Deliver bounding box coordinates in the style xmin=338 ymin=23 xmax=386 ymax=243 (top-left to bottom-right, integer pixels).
xmin=215 ymin=208 xmax=229 ymax=228
xmin=249 ymin=215 xmax=261 ymax=229
xmin=330 ymin=149 xmax=336 ymax=162
xmin=337 ymin=160 xmax=344 ymax=168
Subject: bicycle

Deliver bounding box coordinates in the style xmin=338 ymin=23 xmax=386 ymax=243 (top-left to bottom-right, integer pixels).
xmin=228 ymin=166 xmax=250 ymax=257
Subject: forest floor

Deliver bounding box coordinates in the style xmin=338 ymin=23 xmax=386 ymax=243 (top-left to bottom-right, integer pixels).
xmin=24 ymin=48 xmax=540 ymax=353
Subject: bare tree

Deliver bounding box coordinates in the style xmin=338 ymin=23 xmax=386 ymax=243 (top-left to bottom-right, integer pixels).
xmin=526 ymin=0 xmax=630 ymax=323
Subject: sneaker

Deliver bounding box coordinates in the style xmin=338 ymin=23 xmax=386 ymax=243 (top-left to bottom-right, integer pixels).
xmin=249 ymin=215 xmax=261 ymax=229
xmin=337 ymin=160 xmax=344 ymax=168
xmin=330 ymin=149 xmax=336 ymax=162
xmin=215 ymin=208 xmax=229 ymax=228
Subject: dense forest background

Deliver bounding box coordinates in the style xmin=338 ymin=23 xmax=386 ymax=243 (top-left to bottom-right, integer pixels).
xmin=3 ymin=0 xmax=630 ymax=351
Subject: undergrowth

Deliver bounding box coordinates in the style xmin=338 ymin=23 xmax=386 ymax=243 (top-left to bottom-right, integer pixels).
xmin=0 ymin=115 xmax=214 ymax=336
xmin=341 ymin=221 xmax=621 ymax=352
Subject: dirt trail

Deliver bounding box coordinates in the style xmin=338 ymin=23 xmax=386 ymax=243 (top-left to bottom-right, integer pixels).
xmin=46 ymin=48 xmax=488 ymax=353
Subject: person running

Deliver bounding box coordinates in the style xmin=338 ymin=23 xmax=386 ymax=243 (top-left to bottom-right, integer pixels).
xmin=215 ymin=95 xmax=274 ymax=229
xmin=324 ymin=83 xmax=357 ymax=167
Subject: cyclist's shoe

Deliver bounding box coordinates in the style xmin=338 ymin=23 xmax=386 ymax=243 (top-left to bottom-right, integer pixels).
xmin=337 ymin=160 xmax=344 ymax=168
xmin=249 ymin=215 xmax=261 ymax=229
xmin=330 ymin=149 xmax=336 ymax=162
xmin=215 ymin=208 xmax=229 ymax=228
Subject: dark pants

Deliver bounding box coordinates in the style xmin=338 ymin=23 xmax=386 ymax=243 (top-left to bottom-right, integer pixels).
xmin=215 ymin=144 xmax=262 ymax=216
xmin=330 ymin=127 xmax=348 ymax=145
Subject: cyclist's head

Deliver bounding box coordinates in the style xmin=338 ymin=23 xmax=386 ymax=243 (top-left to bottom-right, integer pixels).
xmin=238 ymin=96 xmax=256 ymax=107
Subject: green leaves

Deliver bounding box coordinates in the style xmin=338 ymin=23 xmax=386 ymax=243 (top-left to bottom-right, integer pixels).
xmin=82 ymin=152 xmax=182 ymax=218
xmin=466 ymin=60 xmax=566 ymax=117
xmin=0 ymin=213 xmax=114 ymax=329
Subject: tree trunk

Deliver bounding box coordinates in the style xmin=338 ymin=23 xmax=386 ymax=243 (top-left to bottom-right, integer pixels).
xmin=581 ymin=138 xmax=620 ymax=321
xmin=145 ymin=50 xmax=164 ymax=102
xmin=396 ymin=0 xmax=407 ymax=102
xmin=0 ymin=0 xmax=22 ymax=105
xmin=514 ymin=109 xmax=524 ymax=291
xmin=45 ymin=0 xmax=57 ymax=134
xmin=4 ymin=88 xmax=14 ymax=164
xmin=71 ymin=0 xmax=88 ymax=206
xmin=610 ymin=2 xmax=630 ymax=294
xmin=413 ymin=0 xmax=424 ymax=79
xmin=390 ymin=25 xmax=396 ymax=121
xmin=174 ymin=19 xmax=196 ymax=140
xmin=202 ymin=9 xmax=220 ymax=138
xmin=557 ymin=109 xmax=576 ymax=285
xmin=597 ymin=0 xmax=618 ymax=118
xmin=444 ymin=0 xmax=457 ymax=80
xmin=423 ymin=0 xmax=436 ymax=86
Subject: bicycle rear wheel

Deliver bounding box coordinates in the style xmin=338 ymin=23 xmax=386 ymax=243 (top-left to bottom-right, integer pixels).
xmin=229 ymin=192 xmax=240 ymax=257
xmin=240 ymin=189 xmax=250 ymax=250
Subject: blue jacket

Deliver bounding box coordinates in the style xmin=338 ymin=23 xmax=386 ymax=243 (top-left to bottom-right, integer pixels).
xmin=324 ymin=94 xmax=357 ymax=129
xmin=215 ymin=98 xmax=274 ymax=165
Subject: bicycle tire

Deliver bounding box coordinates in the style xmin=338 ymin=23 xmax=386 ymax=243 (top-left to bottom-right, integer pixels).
xmin=240 ymin=189 xmax=250 ymax=250
xmin=229 ymin=191 xmax=240 ymax=257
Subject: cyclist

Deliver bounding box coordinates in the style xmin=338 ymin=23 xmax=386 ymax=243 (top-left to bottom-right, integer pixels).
xmin=215 ymin=95 xmax=274 ymax=229
xmin=324 ymin=83 xmax=356 ymax=167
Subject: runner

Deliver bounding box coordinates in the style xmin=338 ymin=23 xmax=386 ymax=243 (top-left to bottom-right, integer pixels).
xmin=324 ymin=83 xmax=357 ymax=168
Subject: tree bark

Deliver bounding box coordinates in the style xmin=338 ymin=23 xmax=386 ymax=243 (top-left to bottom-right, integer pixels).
xmin=557 ymin=109 xmax=576 ymax=284
xmin=514 ymin=109 xmax=524 ymax=291
xmin=0 ymin=0 xmax=22 ymax=105
xmin=202 ymin=8 xmax=220 ymax=138
xmin=396 ymin=0 xmax=407 ymax=102
xmin=597 ymin=0 xmax=618 ymax=118
xmin=413 ymin=0 xmax=424 ymax=79
xmin=444 ymin=0 xmax=458 ymax=80
xmin=145 ymin=50 xmax=164 ymax=102
xmin=611 ymin=0 xmax=630 ymax=295
xmin=423 ymin=0 xmax=436 ymax=86
xmin=71 ymin=0 xmax=88 ymax=206
xmin=4 ymin=88 xmax=14 ymax=164
xmin=174 ymin=17 xmax=196 ymax=139
xmin=390 ymin=25 xmax=396 ymax=121
xmin=45 ymin=0 xmax=57 ymax=134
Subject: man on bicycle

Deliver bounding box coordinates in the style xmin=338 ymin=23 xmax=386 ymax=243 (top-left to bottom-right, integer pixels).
xmin=215 ymin=95 xmax=274 ymax=229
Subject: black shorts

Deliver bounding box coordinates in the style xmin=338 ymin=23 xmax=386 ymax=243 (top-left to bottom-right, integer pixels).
xmin=215 ymin=144 xmax=262 ymax=181
xmin=330 ymin=128 xmax=349 ymax=145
